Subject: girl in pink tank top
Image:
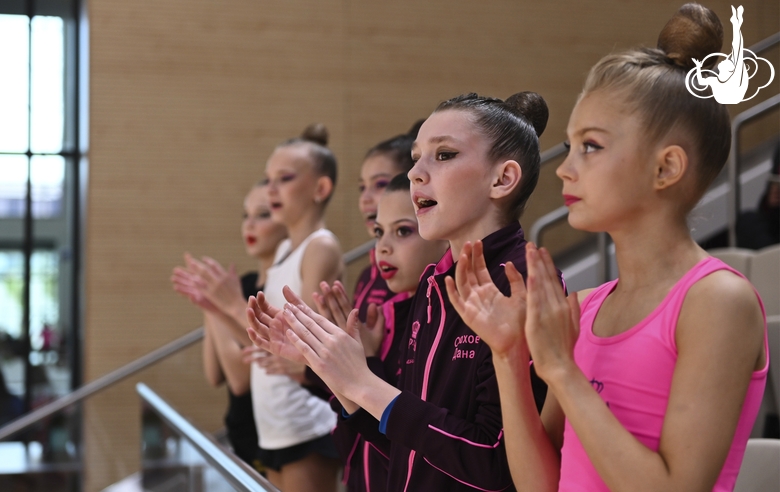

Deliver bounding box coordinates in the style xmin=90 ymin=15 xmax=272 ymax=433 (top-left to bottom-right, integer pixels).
xmin=446 ymin=4 xmax=768 ymax=491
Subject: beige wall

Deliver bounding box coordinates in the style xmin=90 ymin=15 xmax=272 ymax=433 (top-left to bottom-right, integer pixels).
xmin=85 ymin=0 xmax=779 ymax=489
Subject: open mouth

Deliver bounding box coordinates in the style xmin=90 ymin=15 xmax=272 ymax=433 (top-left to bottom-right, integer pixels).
xmin=270 ymin=202 xmax=282 ymax=211
xmin=378 ymin=261 xmax=398 ymax=280
xmin=414 ymin=195 xmax=437 ymax=212
xmin=246 ymin=236 xmax=257 ymax=246
xmin=365 ymin=212 xmax=377 ymax=224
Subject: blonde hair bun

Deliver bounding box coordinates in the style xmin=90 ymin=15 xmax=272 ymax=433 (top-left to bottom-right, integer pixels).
xmin=657 ymin=3 xmax=724 ymax=70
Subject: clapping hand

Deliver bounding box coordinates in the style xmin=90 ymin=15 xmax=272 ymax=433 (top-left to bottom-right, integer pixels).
xmin=445 ymin=240 xmax=529 ymax=358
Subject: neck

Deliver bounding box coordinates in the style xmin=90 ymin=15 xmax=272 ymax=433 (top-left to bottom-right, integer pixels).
xmin=609 ymin=212 xmax=706 ymax=291
xmin=286 ymin=209 xmax=325 ymax=251
xmin=449 ymin=212 xmax=508 ymax=261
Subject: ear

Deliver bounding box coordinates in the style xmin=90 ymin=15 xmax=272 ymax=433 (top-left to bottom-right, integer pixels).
xmin=489 ymin=159 xmax=522 ymax=200
xmin=653 ymin=145 xmax=688 ymax=191
xmin=314 ymin=176 xmax=334 ymax=204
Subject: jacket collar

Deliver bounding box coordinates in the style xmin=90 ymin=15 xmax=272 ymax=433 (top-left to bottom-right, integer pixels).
xmin=433 ymin=221 xmax=525 ymax=276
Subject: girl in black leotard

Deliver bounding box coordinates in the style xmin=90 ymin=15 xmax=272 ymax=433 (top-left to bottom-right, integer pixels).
xmin=172 ymin=183 xmax=286 ymax=469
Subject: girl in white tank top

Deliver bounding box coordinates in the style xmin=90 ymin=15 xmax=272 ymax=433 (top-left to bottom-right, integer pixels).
xmin=248 ymin=124 xmax=344 ymax=492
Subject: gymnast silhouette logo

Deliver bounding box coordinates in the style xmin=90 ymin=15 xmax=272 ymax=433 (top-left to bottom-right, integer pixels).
xmin=685 ymin=5 xmax=774 ymax=105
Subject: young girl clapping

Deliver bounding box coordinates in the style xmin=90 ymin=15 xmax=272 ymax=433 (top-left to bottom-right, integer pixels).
xmin=248 ymin=92 xmax=555 ymax=491
xmin=447 ymin=5 xmax=768 ymax=491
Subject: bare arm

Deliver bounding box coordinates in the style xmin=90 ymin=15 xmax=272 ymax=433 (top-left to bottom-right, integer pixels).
xmin=202 ymin=315 xmax=225 ymax=387
xmin=528 ymin=249 xmax=765 ymax=492
xmin=205 ymin=311 xmax=252 ymax=395
xmin=299 ymin=236 xmax=344 ymax=310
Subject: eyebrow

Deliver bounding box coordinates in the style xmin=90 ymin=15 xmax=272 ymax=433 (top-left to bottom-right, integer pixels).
xmin=358 ymin=172 xmax=394 ymax=182
xmin=411 ymin=135 xmax=459 ymax=150
xmin=391 ymin=218 xmax=416 ymax=227
xmin=573 ymin=126 xmax=610 ymax=137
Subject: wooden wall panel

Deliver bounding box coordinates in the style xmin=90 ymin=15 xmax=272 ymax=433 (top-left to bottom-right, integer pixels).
xmin=85 ymin=0 xmax=778 ymax=489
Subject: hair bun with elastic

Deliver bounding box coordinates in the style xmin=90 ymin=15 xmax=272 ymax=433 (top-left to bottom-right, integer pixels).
xmin=504 ymin=92 xmax=549 ymax=138
xmin=657 ymin=3 xmax=723 ymax=71
xmin=300 ymin=123 xmax=329 ymax=147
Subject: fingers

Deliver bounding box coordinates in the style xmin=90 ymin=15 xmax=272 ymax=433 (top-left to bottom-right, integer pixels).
xmin=365 ymin=303 xmax=378 ymax=330
xmin=471 ymin=241 xmax=493 ymax=286
xmin=345 ymin=309 xmax=363 ymax=342
xmin=504 ymin=261 xmax=527 ymax=300
xmin=284 ymin=328 xmax=321 ymax=367
xmin=445 ymin=276 xmax=468 ymax=321
xmin=332 ymin=282 xmax=354 ymax=320
xmin=567 ymin=293 xmax=581 ymax=340
xmin=538 ymin=247 xmax=559 ymax=284
xmin=312 ymin=291 xmax=334 ymax=322
xmin=282 ymin=285 xmax=306 ymax=309
xmin=256 ymin=292 xmax=281 ymax=318
xmin=282 ymin=304 xmax=329 ymax=354
xmin=324 ymin=285 xmax=348 ymax=328
xmin=453 ymin=251 xmax=475 ymax=303
xmin=241 ymin=345 xmax=267 ymax=363
xmin=246 ymin=325 xmax=271 ymax=351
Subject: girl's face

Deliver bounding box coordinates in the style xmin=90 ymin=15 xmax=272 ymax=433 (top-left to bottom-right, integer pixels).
xmin=556 ymin=91 xmax=656 ymax=233
xmin=408 ymin=110 xmax=496 ymax=244
xmin=374 ymin=190 xmax=448 ymax=295
xmin=264 ymin=145 xmax=327 ymax=227
xmin=358 ymin=153 xmax=399 ymax=237
xmin=242 ymin=186 xmax=287 ymax=259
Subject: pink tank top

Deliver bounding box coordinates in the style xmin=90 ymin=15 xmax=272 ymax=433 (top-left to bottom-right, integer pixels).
xmin=558 ymin=257 xmax=768 ymax=492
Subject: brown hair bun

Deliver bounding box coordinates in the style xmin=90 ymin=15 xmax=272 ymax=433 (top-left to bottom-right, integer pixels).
xmin=657 ymin=3 xmax=723 ymax=71
xmin=300 ymin=123 xmax=329 ymax=147
xmin=504 ymin=91 xmax=549 ymax=138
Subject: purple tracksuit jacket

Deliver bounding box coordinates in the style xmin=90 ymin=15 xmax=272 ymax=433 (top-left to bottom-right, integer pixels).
xmin=343 ymin=222 xmax=549 ymax=492
xmin=332 ymin=293 xmax=413 ymax=492
xmin=353 ymin=249 xmax=394 ymax=322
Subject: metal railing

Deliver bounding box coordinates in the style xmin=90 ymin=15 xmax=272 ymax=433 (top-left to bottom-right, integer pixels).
xmin=0 ymin=327 xmax=205 ymax=441
xmin=529 ymin=31 xmax=780 ymax=259
xmin=0 ymin=240 xmax=374 ymax=442
xmin=728 ymin=93 xmax=780 ymax=246
xmin=137 ymin=383 xmax=279 ymax=492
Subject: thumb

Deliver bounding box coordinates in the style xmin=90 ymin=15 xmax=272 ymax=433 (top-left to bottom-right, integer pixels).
xmin=345 ymin=309 xmax=362 ymax=341
xmin=366 ymin=303 xmax=378 ymax=328
xmin=374 ymin=307 xmax=385 ymax=331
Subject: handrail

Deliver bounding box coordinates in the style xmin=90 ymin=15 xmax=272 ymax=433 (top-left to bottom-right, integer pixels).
xmin=344 ymin=239 xmax=375 ymax=264
xmin=728 ymin=93 xmax=780 ymax=246
xmin=137 ymin=383 xmax=279 ymax=492
xmin=0 ymin=327 xmax=205 ymax=441
xmin=0 ymin=239 xmax=378 ymax=441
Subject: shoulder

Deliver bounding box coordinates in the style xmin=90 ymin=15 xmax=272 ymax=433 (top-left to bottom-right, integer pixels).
xmin=684 ymin=269 xmax=762 ymax=321
xmin=678 ymin=269 xmax=764 ymax=355
xmin=303 ymin=231 xmax=341 ymax=258
xmin=301 ymin=232 xmax=343 ymax=275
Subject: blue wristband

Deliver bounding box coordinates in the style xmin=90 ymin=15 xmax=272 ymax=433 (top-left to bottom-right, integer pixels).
xmin=379 ymin=395 xmax=400 ymax=435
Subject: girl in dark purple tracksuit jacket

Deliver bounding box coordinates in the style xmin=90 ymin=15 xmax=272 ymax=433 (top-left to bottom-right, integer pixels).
xmin=249 ymin=91 xmax=555 ymax=491
xmin=330 ymin=174 xmax=448 ymax=492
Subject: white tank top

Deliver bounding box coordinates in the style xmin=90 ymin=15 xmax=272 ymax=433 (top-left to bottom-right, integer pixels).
xmin=251 ymin=228 xmax=338 ymax=449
